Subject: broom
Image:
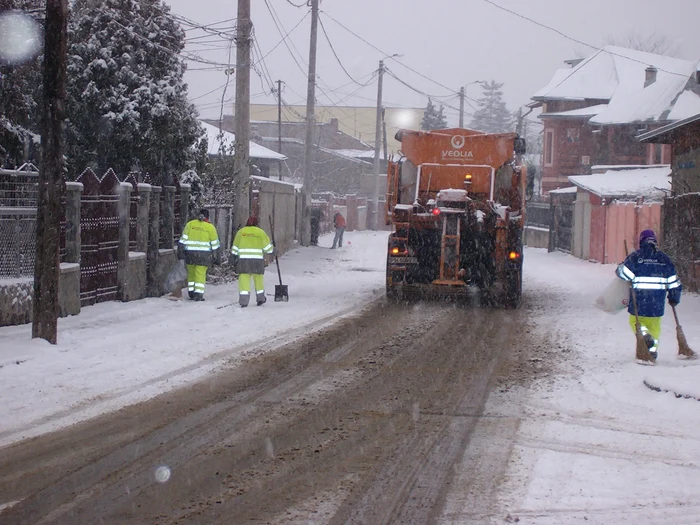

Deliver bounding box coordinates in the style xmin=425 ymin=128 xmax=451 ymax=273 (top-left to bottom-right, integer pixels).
xmin=624 ymin=240 xmax=655 ymax=364
xmin=671 ymin=304 xmax=697 ymax=359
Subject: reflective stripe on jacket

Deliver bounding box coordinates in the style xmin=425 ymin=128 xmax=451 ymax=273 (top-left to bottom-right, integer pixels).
xmin=232 ymin=226 xmax=273 ymax=274
xmin=616 ymin=243 xmax=681 ymax=317
xmin=179 ymin=219 xmax=220 ymax=267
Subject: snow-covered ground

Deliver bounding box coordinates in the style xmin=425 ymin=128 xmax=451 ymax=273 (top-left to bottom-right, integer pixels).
xmin=493 ymin=249 xmax=700 ymax=525
xmin=2 ymin=233 xmax=700 ymax=524
xmin=0 ymin=231 xmax=387 ymax=447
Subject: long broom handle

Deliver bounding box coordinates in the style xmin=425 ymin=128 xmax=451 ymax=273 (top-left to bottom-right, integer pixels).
xmin=671 ymin=303 xmax=680 ymax=326
xmin=624 ymin=240 xmax=643 ymax=333
xmin=269 ymin=215 xmax=284 ymax=286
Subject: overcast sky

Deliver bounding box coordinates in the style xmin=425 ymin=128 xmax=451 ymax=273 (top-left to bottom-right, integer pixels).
xmin=163 ymin=0 xmax=700 ymax=126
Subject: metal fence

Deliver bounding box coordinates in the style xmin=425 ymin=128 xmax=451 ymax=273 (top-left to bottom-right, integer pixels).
xmin=0 ymin=165 xmax=39 ymax=207
xmin=525 ymin=202 xmax=551 ymax=229
xmin=0 ymin=207 xmax=36 ymax=278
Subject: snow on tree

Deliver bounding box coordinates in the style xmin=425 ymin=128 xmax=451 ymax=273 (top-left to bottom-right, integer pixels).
xmin=469 ymin=81 xmax=513 ymax=134
xmin=65 ymin=0 xmax=203 ymax=177
xmin=420 ymin=99 xmax=448 ymax=131
xmin=0 ymin=0 xmax=43 ymax=168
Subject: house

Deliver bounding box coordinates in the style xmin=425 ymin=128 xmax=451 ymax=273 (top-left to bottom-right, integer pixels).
xmin=638 ymin=111 xmax=700 ymax=291
xmin=530 ymin=46 xmax=700 ymax=194
xmin=246 ymin=105 xmax=423 ymax=152
xmin=567 ymin=166 xmax=670 ymax=264
xmin=253 ymin=136 xmax=373 ymax=196
xmin=200 ymin=121 xmax=286 ymax=179
xmin=638 ymin=111 xmax=700 ymax=194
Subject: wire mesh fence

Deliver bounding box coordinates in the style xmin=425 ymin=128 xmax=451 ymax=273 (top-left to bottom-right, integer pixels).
xmin=0 ymin=207 xmax=36 ymax=279
xmin=0 ymin=165 xmax=39 ymax=207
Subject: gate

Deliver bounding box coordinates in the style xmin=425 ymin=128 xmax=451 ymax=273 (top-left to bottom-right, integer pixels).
xmin=551 ymin=203 xmax=574 ymax=254
xmin=76 ymin=169 xmax=120 ymax=306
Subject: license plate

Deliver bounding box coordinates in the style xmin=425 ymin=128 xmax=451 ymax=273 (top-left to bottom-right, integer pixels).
xmin=390 ymin=256 xmax=418 ymax=264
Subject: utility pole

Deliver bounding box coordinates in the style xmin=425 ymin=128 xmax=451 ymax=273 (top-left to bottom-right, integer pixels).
xmin=33 ymin=0 xmax=68 ymax=344
xmin=233 ymin=0 xmax=251 ymax=231
xmin=381 ymin=107 xmax=388 ymax=168
xmin=372 ymin=59 xmax=384 ymax=231
xmin=301 ymin=0 xmax=319 ymax=246
xmin=276 ymin=79 xmax=283 ymax=157
xmin=458 ymin=86 xmax=465 ymax=128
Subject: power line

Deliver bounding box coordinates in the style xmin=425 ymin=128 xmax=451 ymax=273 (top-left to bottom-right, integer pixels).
xmin=318 ymin=15 xmax=364 ymax=86
xmin=320 ymin=11 xmax=458 ymax=97
xmin=254 ymin=11 xmax=309 ymax=66
xmin=480 ymin=0 xmax=690 ymax=78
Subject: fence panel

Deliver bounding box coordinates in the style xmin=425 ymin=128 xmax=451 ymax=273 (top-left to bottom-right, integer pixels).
xmin=552 ymin=203 xmax=574 ymax=254
xmin=525 ymin=202 xmax=551 ymax=229
xmin=0 ymin=207 xmax=36 ymax=279
xmin=76 ymin=169 xmax=120 ymax=306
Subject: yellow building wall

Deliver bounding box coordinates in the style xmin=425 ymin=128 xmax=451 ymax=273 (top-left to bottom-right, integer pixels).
xmin=249 ymin=104 xmax=423 ymax=153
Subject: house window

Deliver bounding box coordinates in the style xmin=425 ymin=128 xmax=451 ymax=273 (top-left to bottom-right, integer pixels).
xmin=545 ymin=129 xmax=554 ymax=166
xmin=566 ymin=128 xmax=580 ymax=143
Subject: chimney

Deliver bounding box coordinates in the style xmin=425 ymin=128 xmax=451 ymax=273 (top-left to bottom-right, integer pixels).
xmin=645 ymin=66 xmax=657 ymax=88
xmin=329 ymin=117 xmax=339 ymax=131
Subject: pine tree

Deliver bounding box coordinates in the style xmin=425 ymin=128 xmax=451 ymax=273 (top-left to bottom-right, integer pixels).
xmin=65 ymin=0 xmax=202 ymax=176
xmin=469 ymin=80 xmax=513 ymax=134
xmin=420 ymin=98 xmax=448 ymax=131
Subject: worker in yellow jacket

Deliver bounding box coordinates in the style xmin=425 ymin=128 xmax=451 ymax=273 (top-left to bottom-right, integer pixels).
xmin=230 ymin=216 xmax=274 ymax=307
xmin=177 ymin=209 xmax=221 ymax=301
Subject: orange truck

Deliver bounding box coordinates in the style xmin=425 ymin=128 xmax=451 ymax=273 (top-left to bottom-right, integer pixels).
xmin=384 ymin=128 xmax=527 ymax=307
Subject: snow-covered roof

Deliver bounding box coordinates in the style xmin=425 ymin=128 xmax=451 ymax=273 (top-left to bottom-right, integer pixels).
xmin=568 ymin=166 xmax=671 ymax=199
xmin=200 ymin=122 xmax=287 ymax=161
xmin=332 ymin=149 xmax=383 ymax=160
xmin=540 ymin=104 xmax=608 ymax=119
xmin=638 ymin=111 xmax=700 ymax=143
xmin=534 ymin=46 xmax=700 ymax=125
xmin=549 ymin=186 xmax=578 ymax=194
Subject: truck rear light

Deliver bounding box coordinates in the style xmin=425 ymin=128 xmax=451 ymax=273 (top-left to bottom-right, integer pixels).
xmin=464 ymin=173 xmax=473 ymax=182
xmin=508 ymin=251 xmax=520 ymax=260
xmin=391 ymin=246 xmax=400 ymax=255
xmin=432 ymin=208 xmax=441 ymax=216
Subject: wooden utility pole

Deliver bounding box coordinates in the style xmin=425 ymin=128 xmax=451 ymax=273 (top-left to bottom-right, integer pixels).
xmin=276 ymin=79 xmax=283 ymax=159
xmin=459 ymin=86 xmax=465 ymax=128
xmin=371 ymin=59 xmax=384 ymax=230
xmin=32 ymin=0 xmax=68 ymax=344
xmin=301 ymin=0 xmax=319 ymax=246
xmin=381 ymin=107 xmax=388 ymax=169
xmin=233 ymin=0 xmax=251 ymax=230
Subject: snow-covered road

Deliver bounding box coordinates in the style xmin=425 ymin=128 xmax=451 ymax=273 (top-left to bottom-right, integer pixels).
xmin=3 ymin=234 xmax=700 ymax=524
xmin=0 ymin=231 xmax=387 ymax=447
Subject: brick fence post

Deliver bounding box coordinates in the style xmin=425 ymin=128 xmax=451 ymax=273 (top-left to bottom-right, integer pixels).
xmin=180 ymin=183 xmax=191 ymax=227
xmin=64 ymin=181 xmax=83 ymax=264
xmin=117 ymin=182 xmax=132 ymax=300
xmin=147 ymin=185 xmax=162 ymax=296
xmin=161 ymin=185 xmax=175 ymax=249
xmin=136 ymin=183 xmax=151 ymax=253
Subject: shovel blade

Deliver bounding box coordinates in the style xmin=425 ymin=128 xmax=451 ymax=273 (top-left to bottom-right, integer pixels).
xmin=274 ymin=285 xmax=289 ymax=302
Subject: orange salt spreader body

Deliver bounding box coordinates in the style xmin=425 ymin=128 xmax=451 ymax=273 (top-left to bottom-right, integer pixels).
xmin=384 ymin=127 xmax=527 ymax=307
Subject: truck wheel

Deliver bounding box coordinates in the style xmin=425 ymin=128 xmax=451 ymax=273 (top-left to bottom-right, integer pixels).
xmin=503 ymin=269 xmax=522 ymax=309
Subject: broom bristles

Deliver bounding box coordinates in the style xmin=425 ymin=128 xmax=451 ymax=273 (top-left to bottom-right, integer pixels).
xmin=634 ymin=323 xmax=654 ymax=362
xmin=677 ymin=324 xmax=697 ymax=358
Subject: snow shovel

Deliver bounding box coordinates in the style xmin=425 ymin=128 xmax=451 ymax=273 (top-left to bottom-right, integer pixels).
xmin=624 ymin=240 xmax=654 ymax=365
xmin=269 ymin=215 xmax=289 ymax=302
xmin=671 ymin=304 xmax=697 ymax=359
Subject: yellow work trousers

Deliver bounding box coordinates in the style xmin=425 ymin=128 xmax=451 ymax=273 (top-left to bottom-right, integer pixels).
xmin=187 ymin=264 xmax=207 ymax=296
xmin=628 ymin=315 xmax=662 ymax=352
xmin=238 ymin=273 xmax=265 ymax=306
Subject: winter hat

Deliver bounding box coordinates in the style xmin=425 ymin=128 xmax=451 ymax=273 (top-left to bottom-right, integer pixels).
xmin=246 ymin=216 xmax=259 ymax=227
xmin=198 ymin=208 xmax=209 ymax=220
xmin=639 ymin=229 xmax=657 ymax=246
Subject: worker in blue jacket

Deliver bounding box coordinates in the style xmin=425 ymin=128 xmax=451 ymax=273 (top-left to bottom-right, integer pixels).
xmin=616 ymin=229 xmax=682 ymax=361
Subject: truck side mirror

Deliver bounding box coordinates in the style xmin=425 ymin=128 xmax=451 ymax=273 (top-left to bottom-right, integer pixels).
xmin=514 ymin=138 xmax=526 ymax=155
